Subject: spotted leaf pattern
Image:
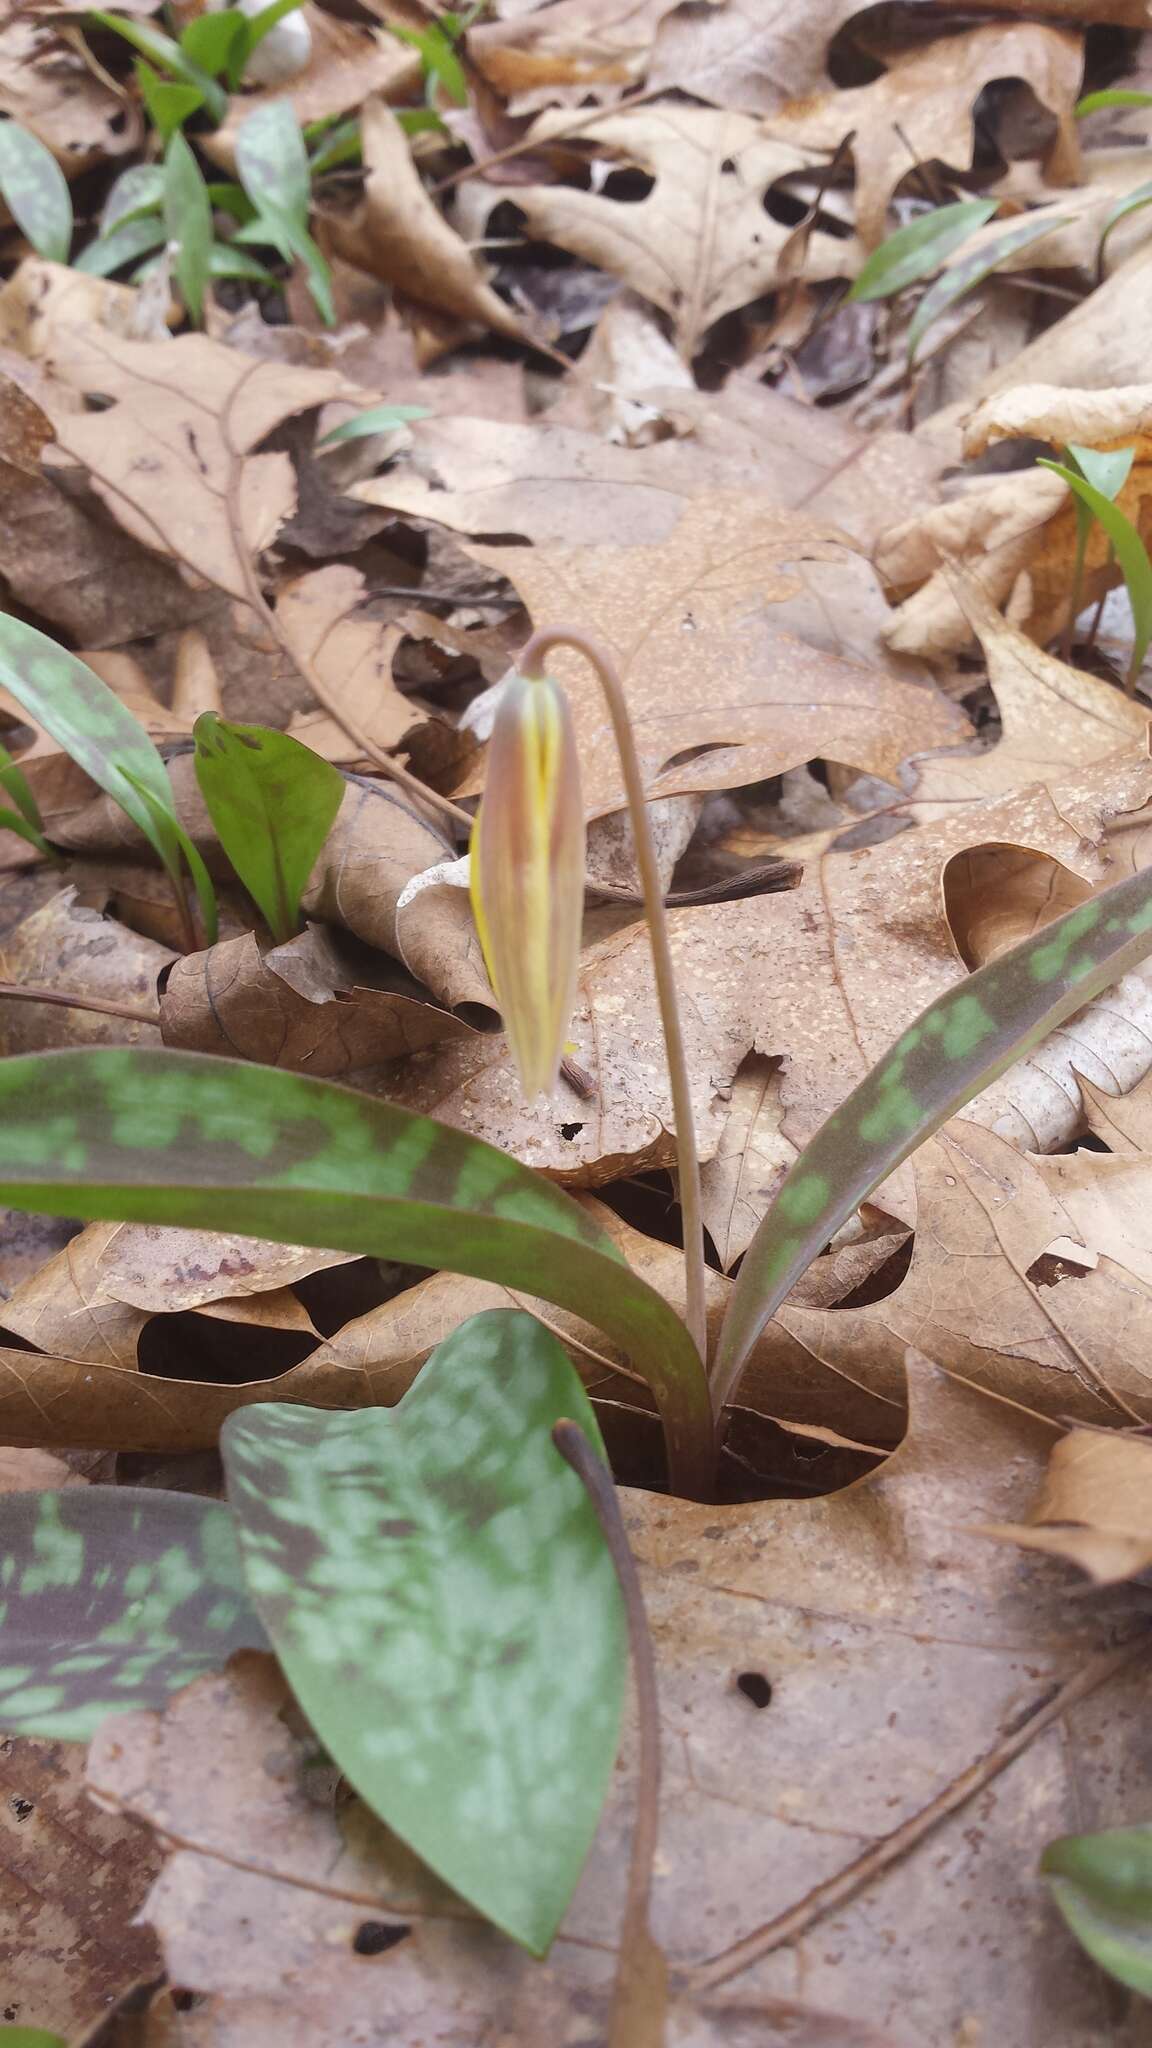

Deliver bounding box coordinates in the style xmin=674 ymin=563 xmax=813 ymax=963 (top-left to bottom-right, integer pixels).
xmin=0 ymin=1047 xmax=714 ymax=1495
xmin=0 ymin=1488 xmax=266 ymax=1739
xmin=715 ymin=862 xmax=1152 ymax=1407
xmin=222 ymin=1309 xmax=626 ymax=1956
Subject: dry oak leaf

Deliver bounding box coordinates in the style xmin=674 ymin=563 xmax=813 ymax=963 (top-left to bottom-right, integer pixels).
xmin=951 ymin=234 xmax=1152 ymax=410
xmin=275 ymin=562 xmax=425 ymax=756
xmin=1 ymin=1733 xmax=161 ymax=2040
xmin=0 ymin=892 xmax=171 ymax=1058
xmin=87 ymin=1366 xmax=1152 ymax=2044
xmin=986 ymin=1427 xmax=1152 ymax=1584
xmin=966 ymin=377 xmax=1152 ymax=457
xmin=510 ymin=104 xmax=862 ymax=357
xmin=469 ymin=0 xmax=688 ymax=102
xmin=161 ymin=926 xmax=475 ymax=1074
xmin=85 ymin=1655 xmax=898 ymax=2047
xmin=861 ymin=1120 xmax=1152 ymax=1426
xmin=909 ymin=598 xmax=1150 ymax=818
xmin=299 ymin=779 xmax=493 ymax=1012
xmin=763 ymin=23 xmax=1083 ymax=250
xmin=324 ymin=97 xmax=526 ymax=339
xmin=0 ymin=259 xmax=144 ymax=361
xmin=0 ymin=16 xmax=138 ymax=179
xmin=33 ymin=327 xmax=381 ymax=602
xmin=646 ymin=0 xmax=865 ymax=115
xmin=376 ymin=750 xmax=1152 ymax=1197
xmin=457 ymin=492 xmax=968 ymax=819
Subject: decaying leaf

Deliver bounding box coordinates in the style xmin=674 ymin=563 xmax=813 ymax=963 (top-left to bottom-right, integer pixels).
xmin=0 ymin=892 xmax=172 ymax=1056
xmin=510 ymin=105 xmax=861 ymax=356
xmin=325 ymin=98 xmax=526 ymax=339
xmin=765 ymin=24 xmax=1083 ymax=248
xmin=986 ymin=1427 xmax=1152 ymax=1582
xmin=161 ymin=926 xmax=475 ymax=1072
xmin=27 ymin=328 xmax=381 ymax=602
xmin=274 ymin=564 xmax=423 ymax=755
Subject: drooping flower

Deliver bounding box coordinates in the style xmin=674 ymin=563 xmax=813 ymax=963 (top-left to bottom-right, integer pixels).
xmin=469 ymin=669 xmax=585 ymax=1099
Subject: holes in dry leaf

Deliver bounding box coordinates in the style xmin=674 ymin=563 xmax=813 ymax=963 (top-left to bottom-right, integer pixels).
xmin=559 ymin=1121 xmax=584 ymax=1142
xmin=720 ymin=156 xmax=737 ymax=175
xmin=600 ymin=167 xmax=655 ymax=205
xmin=8 ymin=1795 xmax=33 ymax=1820
xmin=735 ymin=1671 xmax=773 ymax=1709
xmin=352 ymin=1920 xmax=411 ymax=1956
xmin=1025 ymin=1251 xmax=1094 ymax=1290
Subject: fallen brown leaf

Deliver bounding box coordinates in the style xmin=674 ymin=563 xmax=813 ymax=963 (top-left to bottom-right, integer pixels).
xmin=29 ymin=328 xmax=380 ymax=603
xmin=274 ymin=563 xmax=425 ymax=755
xmin=470 ymin=0 xmax=683 ymax=104
xmin=647 ymin=0 xmax=864 ymax=115
xmin=459 ymin=491 xmax=967 ymax=818
xmin=0 ymin=17 xmax=138 ymax=180
xmin=326 ymin=97 xmax=527 ymax=339
xmin=206 ymin=8 xmax=416 ymax=168
xmin=161 ymin=926 xmax=475 ymax=1073
xmin=0 ymin=893 xmax=171 ymax=1056
xmin=765 ymin=25 xmax=1082 ymax=248
xmin=985 ymin=1427 xmax=1152 ymax=1583
xmin=510 ymin=104 xmax=860 ymax=357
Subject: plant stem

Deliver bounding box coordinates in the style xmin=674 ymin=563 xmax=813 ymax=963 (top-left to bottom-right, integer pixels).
xmin=1063 ymin=518 xmax=1088 ymax=666
xmin=0 ymin=982 xmax=162 ymax=1028
xmin=553 ymin=1420 xmax=668 ymax=2048
xmin=518 ymin=628 xmax=709 ymax=1370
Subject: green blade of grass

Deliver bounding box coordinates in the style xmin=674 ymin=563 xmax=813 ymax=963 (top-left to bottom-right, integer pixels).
xmin=907 ymin=211 xmax=1070 ymax=362
xmin=713 ymin=861 xmax=1152 ymax=1409
xmin=1076 ymin=88 xmax=1152 ymax=116
xmin=1039 ymin=458 xmax=1152 ymax=687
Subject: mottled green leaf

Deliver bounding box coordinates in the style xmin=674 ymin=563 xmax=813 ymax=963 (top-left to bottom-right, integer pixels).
xmin=0 ymin=613 xmax=217 ymax=943
xmin=74 ymin=213 xmax=168 ymax=278
xmin=234 ymin=100 xmax=334 ymax=324
xmin=135 ymin=63 xmax=205 ymax=144
xmin=1076 ymin=88 xmax=1152 ymax=115
xmin=1039 ymin=457 xmax=1152 ymax=686
xmin=179 ymin=5 xmax=247 ymax=79
xmin=164 ymin=129 xmax=213 ymax=324
xmin=100 ymin=162 xmax=166 ymax=233
xmin=318 ymin=402 xmax=431 ymax=447
xmin=0 ymin=1487 xmax=265 ymax=1740
xmin=91 ymin=11 xmax=227 ymax=121
xmin=907 ymin=212 xmax=1070 ymax=362
xmin=0 ymin=2030 xmax=69 ymax=2046
xmin=1098 ymin=176 xmax=1152 ymax=263
xmin=193 ymin=714 xmax=344 ymax=943
xmin=1042 ymin=1827 xmax=1152 ymax=1997
xmin=0 ymin=121 xmax=72 ymax=264
xmin=849 ymin=198 xmax=997 ymax=302
xmin=223 ymin=1309 xmax=624 ymax=1953
xmin=713 ymin=863 xmax=1152 ymax=1408
xmin=0 ymin=1048 xmax=714 ymax=1495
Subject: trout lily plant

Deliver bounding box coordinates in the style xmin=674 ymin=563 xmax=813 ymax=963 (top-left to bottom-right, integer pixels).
xmin=4 ymin=621 xmax=1152 ymax=1983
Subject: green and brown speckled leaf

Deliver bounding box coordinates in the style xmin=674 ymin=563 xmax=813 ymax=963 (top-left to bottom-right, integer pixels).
xmin=0 ymin=1047 xmax=713 ymax=1497
xmin=0 ymin=1488 xmax=266 ymax=1740
xmin=715 ymin=861 xmax=1152 ymax=1409
xmin=221 ymin=1309 xmax=625 ymax=1956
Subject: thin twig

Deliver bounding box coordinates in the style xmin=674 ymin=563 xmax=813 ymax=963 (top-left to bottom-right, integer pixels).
xmin=553 ymin=1421 xmax=668 ymax=2048
xmin=0 ymin=982 xmax=162 ymax=1028
xmin=518 ymin=629 xmax=708 ymax=1369
xmin=683 ymin=1633 xmax=1152 ymax=1997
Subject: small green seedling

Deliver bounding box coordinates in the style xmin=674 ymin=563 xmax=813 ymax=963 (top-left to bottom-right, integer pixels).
xmin=164 ymin=129 xmax=213 ymax=323
xmin=91 ymin=0 xmax=309 ymax=127
xmin=0 ymin=612 xmax=216 ymax=949
xmin=193 ymin=713 xmax=345 ymax=944
xmin=0 ymin=120 xmax=72 ymax=264
xmin=1042 ymin=1826 xmax=1152 ymax=1998
xmin=1038 ymin=449 xmax=1152 ymax=689
xmin=317 ymin=402 xmax=431 ymax=447
xmin=233 ymin=100 xmax=334 ymax=324
xmin=906 ymin=209 xmax=1070 ymax=362
xmin=850 ymin=197 xmax=998 ymax=302
xmin=0 ymin=740 xmax=53 ymax=860
xmin=1048 ymin=441 xmax=1135 ymax=661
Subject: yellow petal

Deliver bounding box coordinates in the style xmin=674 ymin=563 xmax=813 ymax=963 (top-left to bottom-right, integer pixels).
xmin=470 ymin=671 xmax=585 ymax=1099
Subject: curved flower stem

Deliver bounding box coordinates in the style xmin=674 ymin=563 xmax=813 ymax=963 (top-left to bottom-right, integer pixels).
xmin=518 ymin=628 xmax=709 ymax=1371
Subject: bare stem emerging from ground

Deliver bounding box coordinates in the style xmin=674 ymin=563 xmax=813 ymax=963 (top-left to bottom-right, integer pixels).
xmin=0 ymin=982 xmax=162 ymax=1027
xmin=518 ymin=628 xmax=709 ymax=1370
xmin=554 ymin=1420 xmax=668 ymax=2048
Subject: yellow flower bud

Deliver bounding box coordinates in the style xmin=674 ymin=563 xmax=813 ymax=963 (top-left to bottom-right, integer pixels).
xmin=470 ymin=670 xmax=585 ymax=1099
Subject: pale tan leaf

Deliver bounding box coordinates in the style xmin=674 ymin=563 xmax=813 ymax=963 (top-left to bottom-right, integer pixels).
xmin=511 ymin=105 xmax=861 ymax=355
xmin=275 ymin=564 xmax=421 ymax=754
xmin=0 ymin=893 xmax=172 ymax=1057
xmin=325 ymin=98 xmax=526 ymax=338
xmin=986 ymin=1429 xmax=1152 ymax=1583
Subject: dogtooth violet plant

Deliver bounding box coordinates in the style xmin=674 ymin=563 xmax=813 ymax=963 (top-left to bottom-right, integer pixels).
xmin=5 ymin=626 xmax=1152 ymax=1958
